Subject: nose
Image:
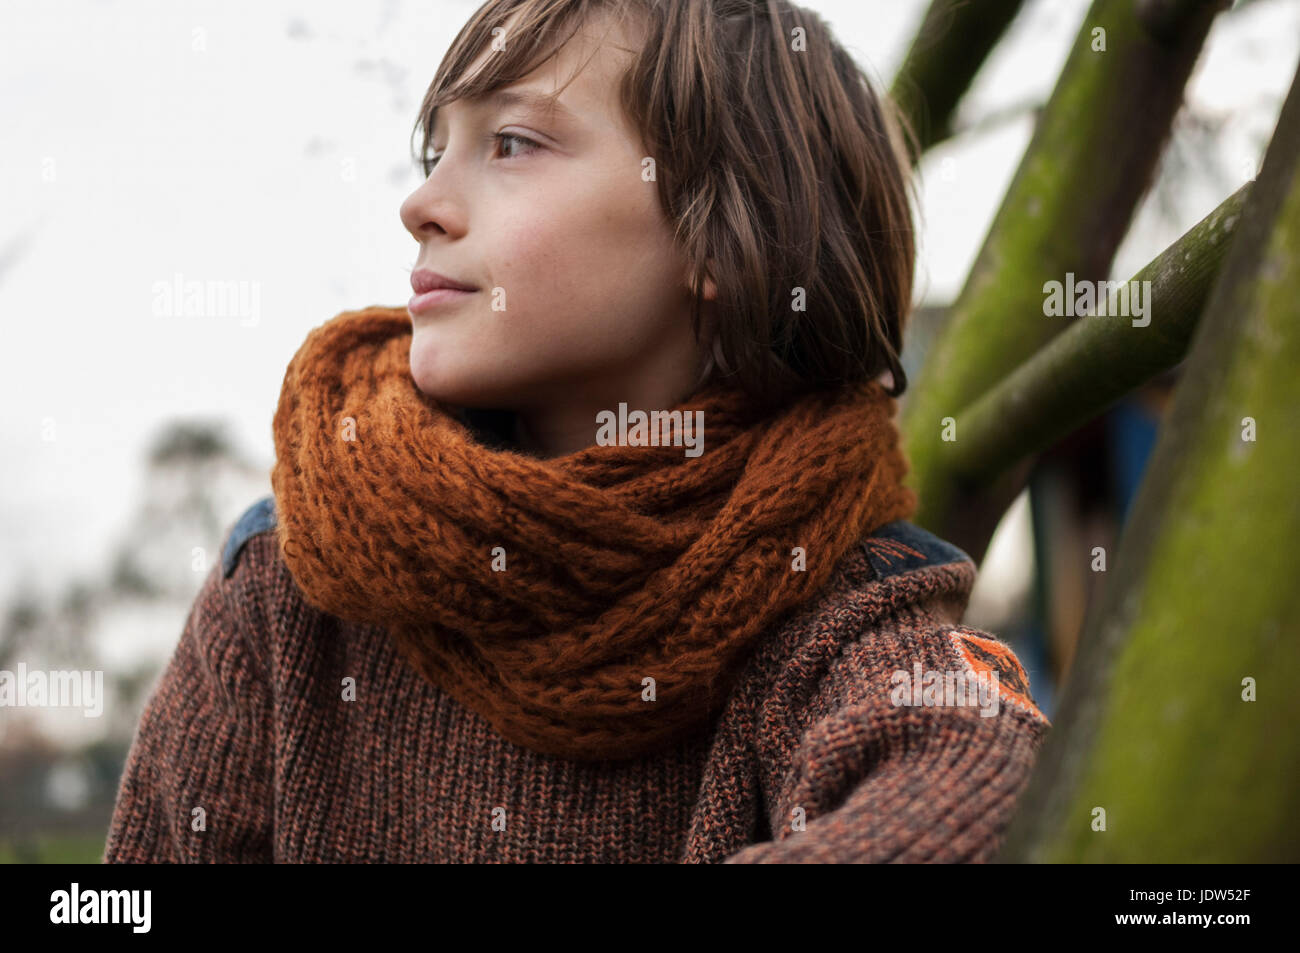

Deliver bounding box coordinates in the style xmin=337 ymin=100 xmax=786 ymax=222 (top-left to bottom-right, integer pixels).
xmin=399 ymin=171 xmax=464 ymax=242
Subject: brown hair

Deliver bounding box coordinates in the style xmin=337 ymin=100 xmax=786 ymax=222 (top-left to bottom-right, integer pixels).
xmin=410 ymin=0 xmax=916 ymax=415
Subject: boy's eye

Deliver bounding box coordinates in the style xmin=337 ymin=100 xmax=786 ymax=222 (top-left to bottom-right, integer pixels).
xmin=493 ymin=131 xmax=540 ymax=159
xmin=423 ymin=132 xmax=541 ymax=175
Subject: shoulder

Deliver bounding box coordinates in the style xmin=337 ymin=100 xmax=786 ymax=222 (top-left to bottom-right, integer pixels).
xmin=726 ymin=522 xmax=988 ymax=722
xmin=799 ymin=521 xmax=1051 ymax=726
xmin=222 ymin=495 xmax=277 ymax=579
xmin=165 ymin=496 xmax=281 ymax=691
xmin=731 ymin=522 xmax=975 ymax=681
xmin=750 ymin=520 xmax=978 ymax=651
xmin=207 ymin=495 xmax=290 ymax=681
xmin=734 ymin=526 xmax=1048 ymax=777
xmin=808 ymin=519 xmax=979 ymax=630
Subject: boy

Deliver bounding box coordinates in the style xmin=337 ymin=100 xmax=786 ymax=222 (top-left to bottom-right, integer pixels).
xmin=104 ymin=0 xmax=1049 ymax=863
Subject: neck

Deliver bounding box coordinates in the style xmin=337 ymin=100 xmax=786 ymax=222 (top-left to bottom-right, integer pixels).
xmin=512 ymin=375 xmax=712 ymax=460
xmin=509 ymin=338 xmax=716 ymax=460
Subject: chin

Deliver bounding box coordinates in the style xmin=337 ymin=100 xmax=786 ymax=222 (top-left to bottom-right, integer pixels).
xmin=408 ymin=345 xmax=494 ymax=409
xmin=408 ymin=336 xmax=454 ymax=400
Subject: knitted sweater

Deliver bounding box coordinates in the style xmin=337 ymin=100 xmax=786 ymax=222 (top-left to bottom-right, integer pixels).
xmin=103 ymin=495 xmax=1050 ymax=863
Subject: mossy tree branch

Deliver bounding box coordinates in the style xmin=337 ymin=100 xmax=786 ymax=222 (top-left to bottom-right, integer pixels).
xmin=899 ymin=0 xmax=1228 ymax=556
xmin=946 ymin=182 xmax=1251 ymax=488
xmin=999 ymin=58 xmax=1300 ymax=863
xmin=890 ymin=0 xmax=1027 ymax=158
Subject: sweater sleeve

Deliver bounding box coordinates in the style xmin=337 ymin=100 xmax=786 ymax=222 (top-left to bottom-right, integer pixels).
xmin=102 ymin=553 xmax=275 ymax=863
xmin=723 ymin=618 xmax=1050 ymax=864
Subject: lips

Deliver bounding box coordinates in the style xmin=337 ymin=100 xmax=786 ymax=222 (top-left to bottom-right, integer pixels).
xmin=408 ymin=267 xmax=477 ymax=316
xmin=408 ymin=286 xmax=474 ymax=315
xmin=411 ymin=268 xmax=477 ymax=294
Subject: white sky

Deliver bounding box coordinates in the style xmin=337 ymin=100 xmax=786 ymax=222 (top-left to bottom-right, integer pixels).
xmin=1 ymin=0 xmax=1297 ymax=596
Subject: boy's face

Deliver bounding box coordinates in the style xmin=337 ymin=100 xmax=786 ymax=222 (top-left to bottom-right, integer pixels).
xmin=399 ymin=10 xmax=713 ymax=426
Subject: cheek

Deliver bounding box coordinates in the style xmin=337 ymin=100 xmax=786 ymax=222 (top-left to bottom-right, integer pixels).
xmin=492 ymin=193 xmax=607 ymax=286
xmin=488 ymin=217 xmax=584 ymax=345
xmin=478 ymin=176 xmax=684 ymax=368
xmin=506 ymin=190 xmax=674 ymax=299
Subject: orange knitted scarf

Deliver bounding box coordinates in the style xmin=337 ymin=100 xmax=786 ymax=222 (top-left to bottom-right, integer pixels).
xmin=270 ymin=306 xmax=917 ymax=761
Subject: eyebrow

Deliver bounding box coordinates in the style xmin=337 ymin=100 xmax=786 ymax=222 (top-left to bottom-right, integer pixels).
xmin=432 ymin=88 xmax=578 ymax=138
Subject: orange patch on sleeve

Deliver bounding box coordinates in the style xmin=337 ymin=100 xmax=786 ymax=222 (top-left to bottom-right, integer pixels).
xmin=949 ymin=629 xmax=1050 ymax=724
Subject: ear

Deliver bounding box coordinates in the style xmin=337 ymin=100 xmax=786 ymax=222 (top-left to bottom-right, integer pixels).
xmin=702 ymin=271 xmax=717 ymax=302
xmin=687 ymin=259 xmax=718 ymax=302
